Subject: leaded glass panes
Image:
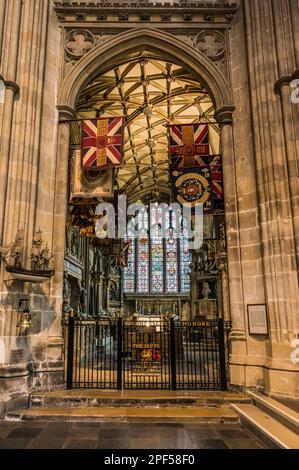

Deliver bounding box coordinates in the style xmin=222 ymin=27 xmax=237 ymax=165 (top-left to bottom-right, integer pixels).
xmin=137 ymin=210 xmax=149 ymax=293
xmin=150 ymin=206 xmax=164 ymax=294
xmin=123 ymin=207 xmax=190 ymax=295
xmin=165 ymin=211 xmax=179 ymax=293
xmin=180 ymin=219 xmax=191 ymax=293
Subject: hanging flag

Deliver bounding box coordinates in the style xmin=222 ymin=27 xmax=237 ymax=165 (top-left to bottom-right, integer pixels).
xmin=172 ymin=167 xmax=213 ymax=211
xmin=109 ymin=241 xmax=130 ymax=268
xmin=70 ymin=150 xmax=114 ymax=202
xmin=189 ymin=154 xmax=223 ymax=201
xmin=169 ymin=123 xmax=210 ymax=170
xmin=209 ymin=154 xmax=223 ymax=200
xmin=82 ymin=117 xmax=124 ymax=169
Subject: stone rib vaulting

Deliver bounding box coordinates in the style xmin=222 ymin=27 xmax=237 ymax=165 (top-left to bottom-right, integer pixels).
xmin=0 ymin=0 xmax=298 ymax=415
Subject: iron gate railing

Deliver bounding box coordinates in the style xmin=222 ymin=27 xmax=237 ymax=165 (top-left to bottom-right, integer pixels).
xmin=63 ymin=317 xmax=231 ymax=391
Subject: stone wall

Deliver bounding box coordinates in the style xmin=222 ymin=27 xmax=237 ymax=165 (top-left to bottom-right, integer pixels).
xmin=240 ymin=0 xmax=299 ymax=397
xmin=0 ymin=0 xmax=64 ymax=417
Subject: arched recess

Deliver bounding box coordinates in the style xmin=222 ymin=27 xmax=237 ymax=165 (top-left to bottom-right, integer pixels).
xmin=58 ymin=28 xmax=232 ymax=111
xmin=53 ymin=27 xmax=238 ymax=329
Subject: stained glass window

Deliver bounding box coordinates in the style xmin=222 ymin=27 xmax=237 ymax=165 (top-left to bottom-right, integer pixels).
xmin=137 ymin=210 xmax=149 ymax=293
xmin=123 ymin=207 xmax=190 ymax=295
xmin=180 ymin=218 xmax=191 ymax=293
xmin=150 ymin=206 xmax=164 ymax=294
xmin=165 ymin=211 xmax=179 ymax=293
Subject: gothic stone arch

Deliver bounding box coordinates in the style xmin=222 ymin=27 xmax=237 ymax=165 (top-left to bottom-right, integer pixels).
xmin=58 ymin=28 xmax=232 ymax=111
xmin=53 ymin=26 xmax=238 ymax=385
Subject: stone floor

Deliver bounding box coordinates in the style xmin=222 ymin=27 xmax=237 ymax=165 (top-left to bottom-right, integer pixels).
xmin=0 ymin=421 xmax=265 ymax=449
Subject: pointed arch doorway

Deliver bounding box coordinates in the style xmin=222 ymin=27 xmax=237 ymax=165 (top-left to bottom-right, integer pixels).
xmin=59 ymin=29 xmax=233 ymax=390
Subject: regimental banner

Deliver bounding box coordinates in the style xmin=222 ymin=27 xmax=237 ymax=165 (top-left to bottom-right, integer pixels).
xmin=109 ymin=240 xmax=130 ymax=268
xmin=71 ymin=150 xmax=114 ymax=201
xmin=82 ymin=117 xmax=124 ymax=169
xmin=209 ymin=154 xmax=223 ymax=200
xmin=169 ymin=123 xmax=210 ymax=170
xmin=172 ymin=167 xmax=213 ymax=211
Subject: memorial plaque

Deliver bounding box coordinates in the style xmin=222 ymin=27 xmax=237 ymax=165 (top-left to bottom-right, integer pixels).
xmin=198 ymin=299 xmax=215 ymax=319
xmin=248 ymin=304 xmax=268 ymax=335
xmin=10 ymin=349 xmax=25 ymax=364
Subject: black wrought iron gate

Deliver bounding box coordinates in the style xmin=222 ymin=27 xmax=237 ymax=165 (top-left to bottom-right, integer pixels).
xmin=64 ymin=317 xmax=231 ymax=391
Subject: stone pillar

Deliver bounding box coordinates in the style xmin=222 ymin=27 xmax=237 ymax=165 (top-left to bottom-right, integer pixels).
xmin=289 ymin=0 xmax=299 ymax=68
xmin=0 ymin=0 xmax=7 ymax=67
xmin=215 ymin=106 xmax=248 ymax=387
xmin=0 ymin=0 xmax=22 ymax=244
xmin=0 ymin=82 xmax=19 ymax=243
xmin=274 ymin=77 xmax=299 ymax=268
xmin=50 ymin=106 xmax=76 ymax=338
xmin=220 ymin=265 xmax=230 ymax=322
xmin=243 ymin=0 xmax=299 ymax=397
xmin=271 ymin=2 xmax=299 ymax=269
xmin=2 ymin=0 xmax=50 ymax=252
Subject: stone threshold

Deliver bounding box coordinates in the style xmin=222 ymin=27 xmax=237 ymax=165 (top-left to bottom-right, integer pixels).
xmin=6 ymin=404 xmax=238 ymax=423
xmin=30 ymin=390 xmax=250 ymax=408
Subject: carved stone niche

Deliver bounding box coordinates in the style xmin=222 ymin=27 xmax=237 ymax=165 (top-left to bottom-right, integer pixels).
xmin=65 ymin=29 xmax=96 ymax=59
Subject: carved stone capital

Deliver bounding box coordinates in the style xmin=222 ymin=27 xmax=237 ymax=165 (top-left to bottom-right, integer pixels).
xmin=215 ymin=105 xmax=235 ymax=124
xmin=274 ymin=69 xmax=299 ymax=94
xmin=3 ymin=80 xmax=20 ymax=96
xmin=57 ymin=105 xmax=77 ymax=123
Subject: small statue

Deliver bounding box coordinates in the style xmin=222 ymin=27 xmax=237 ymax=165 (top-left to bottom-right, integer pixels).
xmin=31 ymin=231 xmax=43 ymax=270
xmin=201 ymin=282 xmax=211 ymax=300
xmin=40 ymin=245 xmax=53 ymax=269
xmin=63 ymin=272 xmax=71 ymax=312
xmin=109 ymin=280 xmax=119 ymax=302
xmin=0 ymin=242 xmax=15 ymax=259
xmin=78 ymin=280 xmax=88 ymax=315
xmin=190 ymin=252 xmax=199 ymax=273
xmin=10 ymin=229 xmax=24 ymax=268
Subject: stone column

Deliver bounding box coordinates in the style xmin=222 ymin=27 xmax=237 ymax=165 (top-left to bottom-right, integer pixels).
xmin=219 ymin=264 xmax=230 ymax=322
xmin=243 ymin=0 xmax=299 ymax=397
xmin=0 ymin=0 xmax=7 ymax=67
xmin=0 ymin=0 xmax=22 ymax=244
xmin=49 ymin=106 xmax=76 ymax=338
xmin=215 ymin=106 xmax=248 ymax=386
xmin=275 ymin=77 xmax=299 ymax=268
xmin=0 ymin=82 xmax=19 ymax=243
xmin=289 ymin=0 xmax=299 ymax=68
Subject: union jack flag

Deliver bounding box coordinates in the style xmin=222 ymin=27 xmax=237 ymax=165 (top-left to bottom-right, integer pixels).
xmin=169 ymin=124 xmax=210 ymax=170
xmin=82 ymin=117 xmax=124 ymax=170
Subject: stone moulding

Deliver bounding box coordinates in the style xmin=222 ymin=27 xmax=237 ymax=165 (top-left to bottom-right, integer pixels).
xmin=0 ymin=75 xmax=20 ymax=96
xmin=58 ymin=28 xmax=232 ymax=113
xmin=53 ymin=1 xmax=238 ymax=24
xmin=274 ymin=69 xmax=299 ymax=95
xmin=53 ymin=1 xmax=238 ymax=10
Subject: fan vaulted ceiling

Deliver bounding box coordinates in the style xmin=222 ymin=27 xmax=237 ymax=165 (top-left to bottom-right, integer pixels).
xmin=75 ymin=53 xmax=220 ymax=203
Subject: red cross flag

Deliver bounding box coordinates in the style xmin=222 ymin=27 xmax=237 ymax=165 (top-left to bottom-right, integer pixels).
xmin=82 ymin=117 xmax=124 ymax=170
xmin=169 ymin=123 xmax=210 ymax=170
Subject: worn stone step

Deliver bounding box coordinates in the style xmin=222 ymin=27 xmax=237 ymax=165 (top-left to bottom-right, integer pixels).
xmin=231 ymin=403 xmax=299 ymax=449
xmin=30 ymin=390 xmax=251 ymax=408
xmin=6 ymin=405 xmax=238 ymax=423
xmin=247 ymin=391 xmax=299 ymax=435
